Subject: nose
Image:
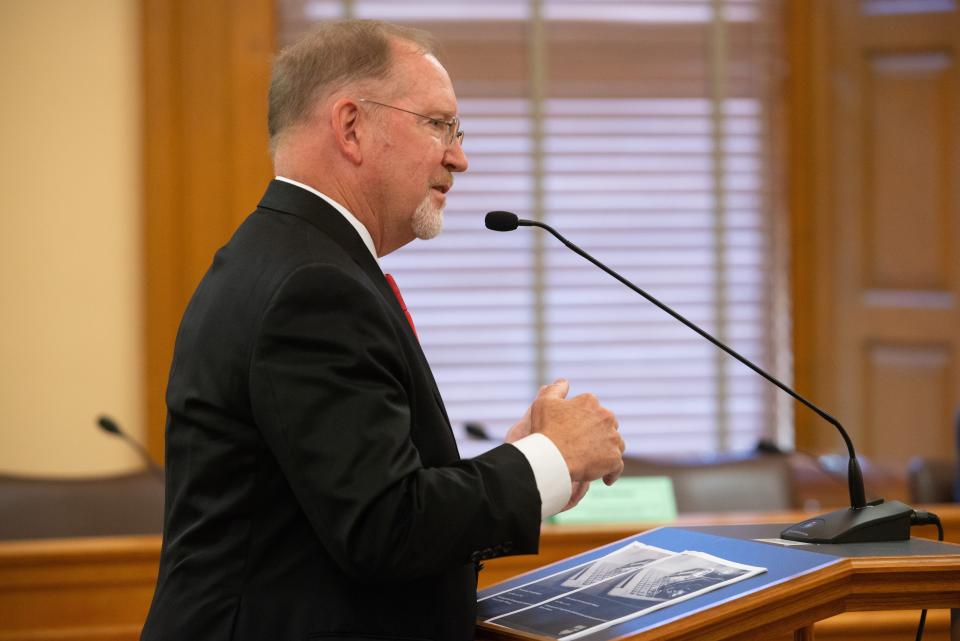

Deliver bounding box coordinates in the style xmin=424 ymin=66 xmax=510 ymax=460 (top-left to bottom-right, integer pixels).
xmin=443 ymin=140 xmax=468 ymax=173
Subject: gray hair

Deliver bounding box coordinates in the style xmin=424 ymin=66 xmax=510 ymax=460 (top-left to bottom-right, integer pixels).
xmin=268 ymin=20 xmax=436 ymax=152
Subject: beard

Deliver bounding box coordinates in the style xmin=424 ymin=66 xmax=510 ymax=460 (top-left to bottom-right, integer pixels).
xmin=410 ymin=191 xmax=444 ymax=240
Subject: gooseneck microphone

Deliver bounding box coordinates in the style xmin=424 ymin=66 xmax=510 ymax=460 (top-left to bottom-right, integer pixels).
xmin=97 ymin=415 xmax=164 ymax=477
xmin=485 ymin=210 xmax=918 ymax=544
xmin=484 ymin=211 xmax=527 ymax=232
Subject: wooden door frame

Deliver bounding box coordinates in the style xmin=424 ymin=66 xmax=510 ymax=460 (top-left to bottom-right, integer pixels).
xmin=786 ymin=0 xmax=829 ymax=452
xmin=141 ymin=0 xmax=275 ymax=460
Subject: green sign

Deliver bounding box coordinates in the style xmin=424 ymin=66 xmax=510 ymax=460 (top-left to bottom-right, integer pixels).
xmin=550 ymin=476 xmax=677 ymax=525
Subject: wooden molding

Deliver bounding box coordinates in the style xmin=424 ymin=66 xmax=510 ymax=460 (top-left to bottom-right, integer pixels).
xmin=141 ymin=0 xmax=275 ymax=461
xmin=787 ymin=0 xmax=830 ymax=453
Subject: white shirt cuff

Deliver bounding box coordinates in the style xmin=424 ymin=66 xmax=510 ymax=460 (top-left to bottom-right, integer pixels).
xmin=510 ymin=433 xmax=571 ymax=519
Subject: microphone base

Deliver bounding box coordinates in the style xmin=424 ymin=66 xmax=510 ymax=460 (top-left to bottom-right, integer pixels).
xmin=780 ymin=500 xmax=914 ymax=544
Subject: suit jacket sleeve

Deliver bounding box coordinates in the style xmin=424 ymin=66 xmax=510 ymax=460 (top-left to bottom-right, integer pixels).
xmin=248 ymin=262 xmax=542 ymax=583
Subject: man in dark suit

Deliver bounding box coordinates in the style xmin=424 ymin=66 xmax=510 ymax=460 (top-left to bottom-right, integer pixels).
xmin=141 ymin=20 xmax=624 ymax=641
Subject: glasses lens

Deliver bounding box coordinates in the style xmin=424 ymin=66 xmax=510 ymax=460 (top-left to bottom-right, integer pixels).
xmin=449 ymin=118 xmax=461 ymax=146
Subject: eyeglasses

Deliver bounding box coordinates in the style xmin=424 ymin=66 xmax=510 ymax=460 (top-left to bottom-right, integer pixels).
xmin=358 ymin=98 xmax=464 ymax=147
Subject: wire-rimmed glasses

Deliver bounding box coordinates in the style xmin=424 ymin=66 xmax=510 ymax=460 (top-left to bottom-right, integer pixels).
xmin=358 ymin=98 xmax=464 ymax=147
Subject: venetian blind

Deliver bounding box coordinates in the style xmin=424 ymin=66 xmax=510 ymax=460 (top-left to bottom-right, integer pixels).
xmin=277 ymin=0 xmax=790 ymax=458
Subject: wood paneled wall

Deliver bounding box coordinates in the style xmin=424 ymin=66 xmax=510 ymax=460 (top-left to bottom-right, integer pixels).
xmin=142 ymin=0 xmax=275 ymax=460
xmin=791 ymin=1 xmax=960 ymax=467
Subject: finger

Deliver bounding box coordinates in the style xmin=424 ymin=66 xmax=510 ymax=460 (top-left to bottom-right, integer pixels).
xmin=564 ymin=481 xmax=590 ymax=510
xmin=504 ymin=419 xmax=530 ymax=443
xmin=574 ymin=480 xmax=590 ymax=502
xmin=538 ymin=378 xmax=570 ymax=399
xmin=562 ymin=481 xmax=589 ymax=511
xmin=602 ymin=459 xmax=625 ymax=486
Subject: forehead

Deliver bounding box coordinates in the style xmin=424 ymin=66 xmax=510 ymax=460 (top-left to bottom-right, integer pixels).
xmin=389 ymin=45 xmax=458 ymax=114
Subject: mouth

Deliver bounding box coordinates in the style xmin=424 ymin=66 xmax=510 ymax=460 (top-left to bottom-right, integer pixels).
xmin=431 ymin=184 xmax=450 ymax=195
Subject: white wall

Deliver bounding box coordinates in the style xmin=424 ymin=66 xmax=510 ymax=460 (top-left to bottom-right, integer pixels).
xmin=0 ymin=0 xmax=144 ymax=476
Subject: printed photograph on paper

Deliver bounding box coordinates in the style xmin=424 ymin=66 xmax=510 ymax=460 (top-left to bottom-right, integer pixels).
xmin=606 ymin=551 xmax=756 ymax=601
xmin=485 ymin=550 xmax=765 ymax=640
xmin=477 ymin=542 xmax=672 ymax=620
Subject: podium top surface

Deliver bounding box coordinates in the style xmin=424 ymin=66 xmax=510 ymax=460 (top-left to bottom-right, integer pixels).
xmin=476 ymin=525 xmax=960 ymax=641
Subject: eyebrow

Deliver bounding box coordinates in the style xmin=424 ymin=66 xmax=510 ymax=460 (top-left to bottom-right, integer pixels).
xmin=419 ymin=103 xmax=458 ymax=120
xmin=425 ymin=110 xmax=458 ymax=121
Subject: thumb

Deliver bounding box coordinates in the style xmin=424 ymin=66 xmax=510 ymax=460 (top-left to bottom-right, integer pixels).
xmin=538 ymin=378 xmax=570 ymax=400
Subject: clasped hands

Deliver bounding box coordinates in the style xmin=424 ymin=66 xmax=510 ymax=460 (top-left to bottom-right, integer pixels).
xmin=506 ymin=379 xmax=625 ymax=512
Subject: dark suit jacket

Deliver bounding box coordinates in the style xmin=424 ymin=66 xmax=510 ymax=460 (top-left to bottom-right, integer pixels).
xmin=140 ymin=180 xmax=542 ymax=641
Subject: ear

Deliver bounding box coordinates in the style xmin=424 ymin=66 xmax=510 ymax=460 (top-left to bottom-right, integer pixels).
xmin=329 ymin=97 xmax=363 ymax=165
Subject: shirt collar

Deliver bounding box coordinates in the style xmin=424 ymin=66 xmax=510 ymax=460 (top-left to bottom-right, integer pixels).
xmin=274 ymin=176 xmax=378 ymax=262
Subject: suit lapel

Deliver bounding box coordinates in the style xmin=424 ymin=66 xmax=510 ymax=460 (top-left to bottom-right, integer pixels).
xmin=256 ymin=180 xmax=452 ymax=426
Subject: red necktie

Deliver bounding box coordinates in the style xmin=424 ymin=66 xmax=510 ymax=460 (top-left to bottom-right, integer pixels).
xmin=384 ymin=273 xmax=418 ymax=339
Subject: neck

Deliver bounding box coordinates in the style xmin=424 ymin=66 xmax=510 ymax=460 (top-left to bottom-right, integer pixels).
xmin=273 ymin=140 xmax=413 ymax=258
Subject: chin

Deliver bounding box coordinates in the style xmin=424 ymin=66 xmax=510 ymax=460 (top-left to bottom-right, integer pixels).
xmin=411 ymin=198 xmax=444 ymax=240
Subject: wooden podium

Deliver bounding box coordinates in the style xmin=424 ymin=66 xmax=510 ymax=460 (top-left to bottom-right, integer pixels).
xmin=475 ymin=524 xmax=960 ymax=641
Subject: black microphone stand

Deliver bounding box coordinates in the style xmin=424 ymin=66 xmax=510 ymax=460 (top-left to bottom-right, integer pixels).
xmin=486 ymin=211 xmax=916 ymax=543
xmin=97 ymin=415 xmax=165 ymax=477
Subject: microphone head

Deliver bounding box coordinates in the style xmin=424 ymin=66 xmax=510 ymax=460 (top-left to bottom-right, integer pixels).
xmin=485 ymin=211 xmax=519 ymax=232
xmin=97 ymin=415 xmax=122 ymax=435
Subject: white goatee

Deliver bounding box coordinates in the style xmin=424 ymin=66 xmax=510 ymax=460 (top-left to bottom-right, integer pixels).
xmin=411 ymin=193 xmax=444 ymax=240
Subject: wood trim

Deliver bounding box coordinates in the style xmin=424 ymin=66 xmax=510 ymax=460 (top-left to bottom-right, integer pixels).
xmin=0 ymin=536 xmax=159 ymax=641
xmin=141 ymin=0 xmax=276 ymax=461
xmin=142 ymin=0 xmax=181 ymax=462
xmin=787 ymin=0 xmax=829 ymax=453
